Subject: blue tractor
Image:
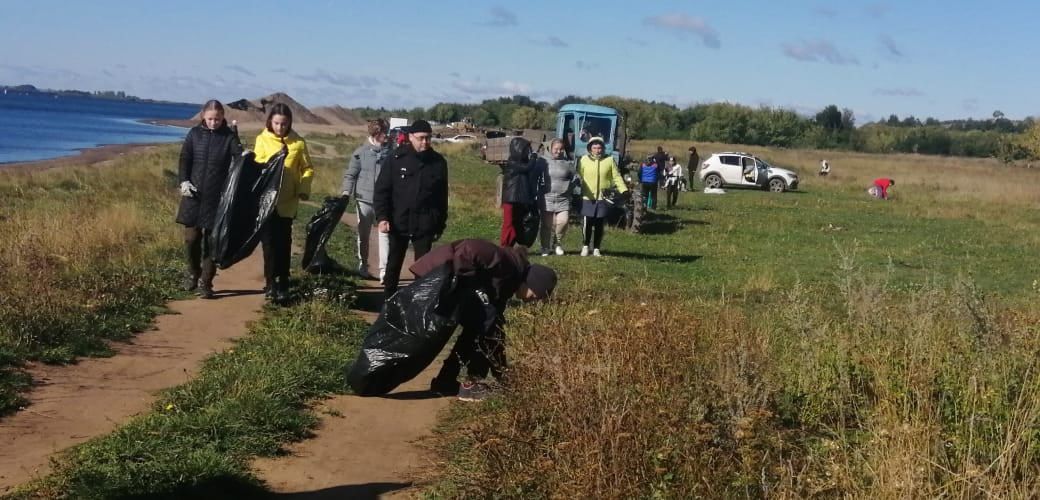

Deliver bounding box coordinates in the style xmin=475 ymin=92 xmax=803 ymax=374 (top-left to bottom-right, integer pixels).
xmin=555 ymin=104 xmax=627 ymax=165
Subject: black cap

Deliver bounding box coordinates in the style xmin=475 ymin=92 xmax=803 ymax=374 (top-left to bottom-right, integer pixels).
xmin=524 ymin=264 xmax=558 ymax=300
xmin=410 ymin=120 xmax=432 ymax=134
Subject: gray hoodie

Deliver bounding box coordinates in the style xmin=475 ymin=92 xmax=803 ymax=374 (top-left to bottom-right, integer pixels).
xmin=340 ymin=139 xmax=388 ymax=203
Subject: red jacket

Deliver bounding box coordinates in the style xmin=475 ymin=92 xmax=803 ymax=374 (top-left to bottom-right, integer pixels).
xmin=873 ymin=178 xmax=893 ymax=199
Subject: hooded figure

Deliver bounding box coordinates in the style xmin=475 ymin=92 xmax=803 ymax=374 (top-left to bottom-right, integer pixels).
xmin=499 ymin=137 xmax=537 ymax=247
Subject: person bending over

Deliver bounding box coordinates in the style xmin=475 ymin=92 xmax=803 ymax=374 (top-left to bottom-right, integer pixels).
xmin=412 ymin=239 xmax=557 ymax=401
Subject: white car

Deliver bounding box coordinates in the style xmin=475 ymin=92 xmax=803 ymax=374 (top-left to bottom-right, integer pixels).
xmin=698 ymin=152 xmax=799 ymax=192
xmin=445 ymin=134 xmax=476 ymax=143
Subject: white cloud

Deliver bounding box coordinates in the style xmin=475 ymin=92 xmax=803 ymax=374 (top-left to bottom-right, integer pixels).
xmin=874 ymin=87 xmax=924 ymax=97
xmin=879 ymin=34 xmax=904 ymax=58
xmin=485 ymin=6 xmax=518 ymax=27
xmin=782 ymin=40 xmax=859 ymax=65
xmin=643 ymin=13 xmax=720 ymax=49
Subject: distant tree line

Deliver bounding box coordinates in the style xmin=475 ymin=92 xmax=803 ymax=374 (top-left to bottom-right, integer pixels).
xmin=353 ymin=96 xmax=1039 ymax=161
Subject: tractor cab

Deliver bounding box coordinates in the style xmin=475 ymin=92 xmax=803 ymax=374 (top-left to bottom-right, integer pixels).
xmin=556 ymin=104 xmax=625 ymax=164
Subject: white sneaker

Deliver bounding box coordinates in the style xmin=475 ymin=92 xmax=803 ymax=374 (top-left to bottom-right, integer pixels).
xmin=593 ymin=249 xmax=602 ymax=257
xmin=580 ymin=246 xmax=589 ymax=257
xmin=555 ymin=245 xmax=565 ymax=256
xmin=540 ymin=248 xmax=551 ymax=257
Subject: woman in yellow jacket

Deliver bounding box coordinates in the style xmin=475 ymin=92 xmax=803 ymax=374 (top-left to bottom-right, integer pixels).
xmin=577 ymin=137 xmax=627 ymax=257
xmin=253 ymin=103 xmax=314 ymax=302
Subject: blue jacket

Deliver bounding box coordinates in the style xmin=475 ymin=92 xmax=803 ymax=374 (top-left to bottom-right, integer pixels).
xmin=639 ymin=163 xmax=658 ymax=184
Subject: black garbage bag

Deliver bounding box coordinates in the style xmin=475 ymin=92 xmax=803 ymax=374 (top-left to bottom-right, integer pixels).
xmin=210 ymin=150 xmax=286 ymax=269
xmin=516 ymin=208 xmax=540 ymax=247
xmin=347 ymin=266 xmax=459 ymax=396
xmin=602 ymin=186 xmax=631 ymax=228
xmin=302 ymin=196 xmax=348 ymax=274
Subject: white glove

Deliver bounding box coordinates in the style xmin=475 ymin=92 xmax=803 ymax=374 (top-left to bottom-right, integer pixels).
xmin=179 ymin=181 xmax=197 ymax=197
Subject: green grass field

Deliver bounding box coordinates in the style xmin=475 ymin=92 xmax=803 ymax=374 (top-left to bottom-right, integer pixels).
xmin=427 ymin=141 xmax=1040 ymax=497
xmin=4 ymin=136 xmax=1039 ymax=497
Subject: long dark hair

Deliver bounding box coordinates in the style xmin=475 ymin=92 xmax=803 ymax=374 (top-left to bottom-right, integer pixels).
xmin=197 ymin=99 xmax=226 ymax=127
xmin=265 ymin=103 xmax=293 ymax=135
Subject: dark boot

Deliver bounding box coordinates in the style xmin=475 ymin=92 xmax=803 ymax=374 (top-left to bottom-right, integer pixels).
xmin=197 ymin=259 xmax=216 ymax=299
xmin=272 ymin=276 xmax=291 ymax=305
xmin=182 ymin=273 xmax=199 ymax=292
xmin=264 ymin=278 xmax=274 ymax=300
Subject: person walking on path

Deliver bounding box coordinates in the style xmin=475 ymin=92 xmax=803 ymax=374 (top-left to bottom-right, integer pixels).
xmin=176 ymin=100 xmax=243 ymax=299
xmin=664 ymin=157 xmax=683 ymax=208
xmin=341 ymin=119 xmax=391 ymax=282
xmin=413 ymin=239 xmax=557 ymax=401
xmin=535 ymin=139 xmax=576 ymax=256
xmin=254 ymin=103 xmax=314 ymax=304
xmin=499 ymin=137 xmax=536 ymax=248
xmin=577 ymin=137 xmax=627 ymax=257
xmin=639 ymin=157 xmax=659 ymax=210
xmin=374 ymin=119 xmax=449 ymax=299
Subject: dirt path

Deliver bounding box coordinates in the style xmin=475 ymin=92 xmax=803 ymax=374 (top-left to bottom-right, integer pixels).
xmin=253 ymin=213 xmax=451 ymax=499
xmin=0 ymin=254 xmax=267 ymax=493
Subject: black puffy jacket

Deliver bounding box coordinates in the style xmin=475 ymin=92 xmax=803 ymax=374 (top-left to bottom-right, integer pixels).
xmin=374 ymin=143 xmax=449 ymax=237
xmin=175 ymin=123 xmax=242 ymax=229
xmin=501 ymin=137 xmax=534 ymax=205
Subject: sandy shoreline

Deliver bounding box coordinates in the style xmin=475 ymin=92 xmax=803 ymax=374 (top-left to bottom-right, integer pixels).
xmin=0 ymin=142 xmax=170 ymax=173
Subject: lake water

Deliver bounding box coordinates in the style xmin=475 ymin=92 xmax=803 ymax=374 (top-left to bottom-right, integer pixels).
xmin=0 ymin=92 xmax=198 ymax=164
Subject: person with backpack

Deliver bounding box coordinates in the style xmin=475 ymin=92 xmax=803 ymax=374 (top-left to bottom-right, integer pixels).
xmin=176 ymin=100 xmax=242 ymax=299
xmin=577 ymin=137 xmax=627 ymax=257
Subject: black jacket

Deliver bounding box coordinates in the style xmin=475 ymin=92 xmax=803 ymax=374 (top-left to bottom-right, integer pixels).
xmin=653 ymin=151 xmax=669 ymax=178
xmin=501 ymin=137 xmax=534 ymax=205
xmin=374 ymin=143 xmax=449 ymax=237
xmin=176 ymin=123 xmax=242 ymax=229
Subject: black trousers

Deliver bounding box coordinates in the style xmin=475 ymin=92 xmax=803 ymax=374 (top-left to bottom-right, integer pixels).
xmin=641 ymin=182 xmax=658 ymax=209
xmin=434 ymin=292 xmax=506 ymax=383
xmin=260 ymin=216 xmax=293 ymax=286
xmin=582 ymin=216 xmax=605 ymax=249
xmin=383 ymin=232 xmax=434 ymax=298
xmin=666 ymin=184 xmax=679 ymax=208
xmin=184 ymin=226 xmax=216 ymax=284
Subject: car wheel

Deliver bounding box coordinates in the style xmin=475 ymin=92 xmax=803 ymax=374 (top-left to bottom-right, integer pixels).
xmin=769 ymin=177 xmax=787 ymax=193
xmin=704 ymin=173 xmax=723 ymax=189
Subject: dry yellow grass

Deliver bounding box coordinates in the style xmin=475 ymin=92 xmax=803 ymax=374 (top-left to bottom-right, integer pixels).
xmin=632 ymin=139 xmax=1040 ymax=208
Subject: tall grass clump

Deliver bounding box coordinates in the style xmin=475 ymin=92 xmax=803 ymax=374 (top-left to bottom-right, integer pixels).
xmin=432 ymin=267 xmax=1040 ymax=497
xmin=0 ymin=148 xmax=187 ymax=414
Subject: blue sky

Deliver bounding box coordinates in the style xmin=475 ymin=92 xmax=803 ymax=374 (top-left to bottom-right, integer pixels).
xmin=1 ymin=0 xmax=1037 ymax=122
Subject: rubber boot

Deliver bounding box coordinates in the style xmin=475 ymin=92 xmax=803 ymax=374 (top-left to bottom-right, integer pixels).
xmin=197 ymin=259 xmax=216 ymax=299
xmin=273 ymin=276 xmax=291 ymax=305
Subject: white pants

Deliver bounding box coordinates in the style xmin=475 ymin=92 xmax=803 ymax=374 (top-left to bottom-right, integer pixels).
xmin=356 ymin=200 xmax=389 ymax=277
xmin=540 ymin=210 xmax=569 ymax=249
